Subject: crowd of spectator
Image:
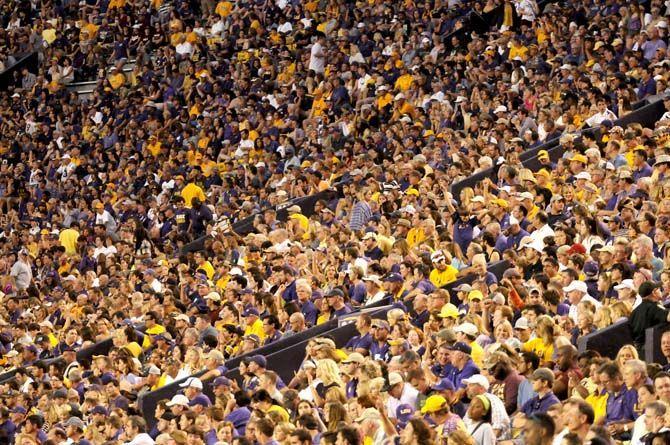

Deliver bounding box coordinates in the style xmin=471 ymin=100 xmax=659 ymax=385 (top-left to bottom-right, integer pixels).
xmin=2 ymin=0 xmax=670 ymax=444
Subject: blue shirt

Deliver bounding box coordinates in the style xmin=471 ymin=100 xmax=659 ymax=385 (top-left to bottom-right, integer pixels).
xmin=431 ymin=363 xmax=454 ymax=379
xmin=300 ymin=301 xmax=318 ymax=326
xmin=282 ymin=280 xmax=298 ymax=302
xmin=226 ymin=407 xmax=251 ymax=435
xmin=606 ymin=385 xmax=638 ymax=424
xmin=370 ymin=341 xmax=390 ymax=362
xmin=446 ymin=360 xmax=480 ymax=389
xmin=345 ymin=332 xmax=373 ymax=352
xmin=517 ymin=379 xmax=537 ymax=410
xmin=346 ymin=378 xmax=359 ymax=398
xmin=521 ymin=391 xmax=560 ymax=416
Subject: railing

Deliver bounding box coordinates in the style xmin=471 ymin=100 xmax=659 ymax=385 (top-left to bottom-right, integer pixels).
xmin=138 ymin=306 xmax=393 ymax=429
xmin=0 ymin=52 xmax=38 ymax=91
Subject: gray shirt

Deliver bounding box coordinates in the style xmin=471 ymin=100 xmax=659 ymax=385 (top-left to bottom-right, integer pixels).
xmin=10 ymin=259 xmax=32 ymax=290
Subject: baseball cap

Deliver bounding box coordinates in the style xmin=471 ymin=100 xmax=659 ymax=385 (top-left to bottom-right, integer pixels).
xmin=420 ymin=395 xmax=447 ymax=414
xmin=468 ymin=290 xmax=484 ymax=301
xmin=462 ymin=374 xmax=490 ymax=391
xmin=614 ymin=279 xmax=635 ymax=291
xmin=166 ymin=394 xmax=190 ymax=407
xmin=63 ymin=417 xmax=85 ymax=430
xmin=355 ymin=408 xmax=381 ymax=422
xmin=448 ymin=342 xmax=472 ymax=354
xmin=250 ymin=355 xmax=267 ymax=368
xmin=211 ymin=376 xmax=231 ymax=388
xmin=342 ymin=352 xmax=365 ymax=364
xmin=438 ymin=303 xmax=459 ymax=319
xmin=639 ymin=281 xmax=661 ymax=298
xmin=455 ymin=322 xmax=478 ymax=337
xmin=530 ymin=368 xmax=555 ymax=385
xmin=396 ymin=404 xmax=414 ymax=426
xmin=514 ymin=317 xmax=530 ymax=330
xmin=179 ymin=377 xmax=203 ymax=390
xmin=452 ymin=284 xmax=473 ymax=292
xmin=563 ymin=280 xmax=588 ymax=294
xmin=242 ymin=307 xmax=260 ymax=317
xmin=432 ymin=378 xmax=455 ymax=392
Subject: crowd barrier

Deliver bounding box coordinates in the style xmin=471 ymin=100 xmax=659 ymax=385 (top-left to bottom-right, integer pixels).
xmin=0 ymin=52 xmax=38 ymax=91
xmin=0 ymin=332 xmax=125 ymax=385
xmin=450 ymin=88 xmax=667 ymax=202
xmin=645 ymin=323 xmax=670 ymax=364
xmin=139 ymin=307 xmax=392 ymax=428
xmin=440 ymin=260 xmax=510 ymax=307
xmin=577 ymin=319 xmax=632 ymax=359
xmin=181 ymin=189 xmax=338 ymax=254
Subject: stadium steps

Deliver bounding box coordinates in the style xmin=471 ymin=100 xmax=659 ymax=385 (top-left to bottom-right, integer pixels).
xmin=67 ymin=59 xmax=136 ymax=99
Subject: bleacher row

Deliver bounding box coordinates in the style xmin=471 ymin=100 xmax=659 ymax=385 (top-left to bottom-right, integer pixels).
xmin=1 ymin=0 xmax=668 ymax=431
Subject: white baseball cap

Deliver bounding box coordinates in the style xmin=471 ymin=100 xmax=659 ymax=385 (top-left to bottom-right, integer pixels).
xmin=563 ymin=280 xmax=588 ymax=294
xmin=462 ymin=375 xmax=490 ymax=391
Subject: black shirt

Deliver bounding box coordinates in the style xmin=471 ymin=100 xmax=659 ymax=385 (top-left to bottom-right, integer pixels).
xmin=629 ymin=299 xmax=668 ymax=345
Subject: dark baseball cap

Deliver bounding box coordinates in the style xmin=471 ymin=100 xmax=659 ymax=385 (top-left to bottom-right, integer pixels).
xmin=447 ymin=342 xmax=472 ymax=355
xmin=639 ymin=281 xmax=661 ymax=298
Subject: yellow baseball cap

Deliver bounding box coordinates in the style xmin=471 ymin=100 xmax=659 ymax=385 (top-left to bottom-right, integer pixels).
xmin=468 ymin=290 xmax=484 ymax=301
xmin=421 ymin=395 xmax=448 ymax=414
xmin=492 ymin=198 xmax=509 ymax=208
xmin=569 ymin=154 xmax=588 ymax=164
xmin=438 ymin=303 xmax=459 ymax=319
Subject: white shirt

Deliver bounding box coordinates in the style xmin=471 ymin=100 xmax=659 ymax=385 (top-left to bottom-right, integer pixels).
xmin=569 ymin=294 xmax=602 ymax=321
xmin=124 ymin=433 xmax=155 ymax=445
xmin=309 ymin=41 xmax=325 ymax=73
xmin=585 ymin=109 xmax=618 ymax=127
xmin=386 ymin=383 xmax=419 ymax=418
xmin=631 ymin=414 xmax=648 ymax=445
xmin=175 ymin=41 xmax=193 ymax=56
xmin=530 ymin=224 xmax=555 ymax=247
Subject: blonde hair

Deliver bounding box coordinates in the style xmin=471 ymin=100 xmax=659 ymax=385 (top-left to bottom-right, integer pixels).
xmin=616 ymin=345 xmax=639 ymax=369
xmin=316 ymin=359 xmax=344 ymax=387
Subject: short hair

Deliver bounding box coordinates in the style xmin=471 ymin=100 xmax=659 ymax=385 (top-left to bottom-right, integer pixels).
xmin=564 ymin=398 xmax=595 ymax=425
xmin=521 ymin=351 xmax=540 ymax=371
xmin=624 ymin=359 xmax=648 ymax=377
xmin=290 ymin=429 xmax=313 ymax=444
xmin=646 ymin=401 xmax=668 ymax=417
xmin=128 ymin=415 xmax=147 ymax=433
xmin=255 ymin=418 xmax=275 ymax=437
xmin=598 ymin=362 xmax=622 ymax=379
xmin=336 ymin=426 xmax=360 ymax=445
xmin=527 ymin=412 xmax=555 ymax=438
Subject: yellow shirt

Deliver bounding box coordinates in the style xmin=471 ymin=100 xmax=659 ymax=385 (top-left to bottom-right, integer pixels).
xmin=377 ymin=92 xmax=393 ymax=110
xmin=109 ymin=73 xmax=125 ymax=90
xmin=289 ymin=213 xmax=310 ymax=231
xmin=509 ymin=45 xmax=529 ymax=61
xmin=59 ymin=228 xmax=80 ymax=255
xmin=522 ymin=338 xmax=554 ymax=364
xmin=42 ymin=29 xmax=56 ymax=44
xmin=470 ymin=341 xmax=485 ymax=368
xmin=429 ymin=266 xmax=458 ymax=288
xmin=394 ymin=74 xmax=414 ymax=91
xmin=181 ymin=182 xmax=206 ymax=208
xmin=196 ymin=261 xmax=215 ymax=280
xmin=406 ymin=228 xmax=425 ymax=248
xmin=124 ymin=342 xmax=143 ymax=357
xmin=267 ymin=405 xmax=290 ymax=422
xmin=244 ymin=318 xmax=265 ymax=340
xmin=215 ymin=0 xmax=233 ymax=16
xmin=108 ymin=0 xmax=126 ymax=8
xmin=585 ymin=390 xmax=608 ymax=424
xmin=146 ymin=140 xmax=162 ymax=157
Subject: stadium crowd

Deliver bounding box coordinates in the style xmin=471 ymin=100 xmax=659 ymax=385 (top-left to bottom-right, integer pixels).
xmin=2 ymin=0 xmax=670 ymax=443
